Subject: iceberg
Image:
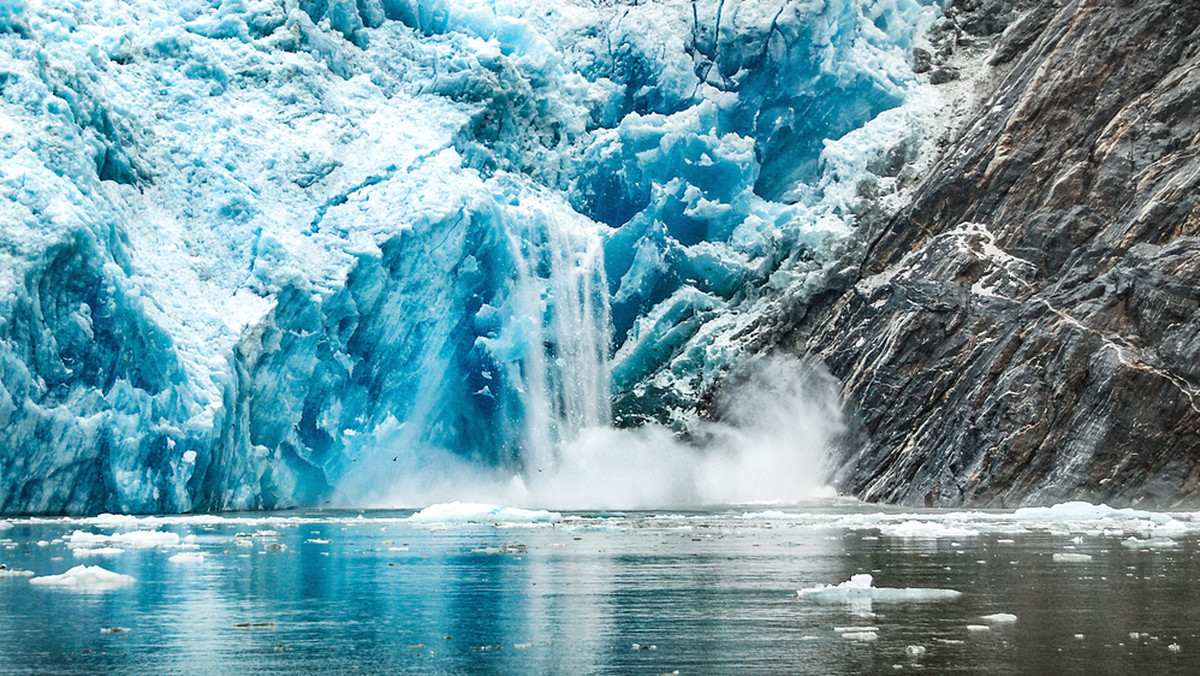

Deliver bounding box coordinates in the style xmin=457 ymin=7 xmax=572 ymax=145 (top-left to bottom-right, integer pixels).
xmin=29 ymin=565 xmax=135 ymax=590
xmin=0 ymin=0 xmax=942 ymax=514
xmin=797 ymin=573 xmax=962 ymax=604
xmin=408 ymin=501 xmax=560 ymax=524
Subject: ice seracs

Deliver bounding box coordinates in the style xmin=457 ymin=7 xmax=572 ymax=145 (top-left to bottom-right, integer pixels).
xmin=0 ymin=0 xmax=944 ymax=514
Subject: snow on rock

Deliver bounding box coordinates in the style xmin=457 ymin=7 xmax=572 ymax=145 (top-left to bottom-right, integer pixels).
xmin=408 ymin=502 xmax=561 ymax=524
xmin=29 ymin=565 xmax=135 ymax=590
xmin=797 ymin=573 xmax=962 ymax=604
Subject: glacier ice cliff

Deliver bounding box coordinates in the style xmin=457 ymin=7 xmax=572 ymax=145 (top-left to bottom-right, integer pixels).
xmin=0 ymin=0 xmax=944 ymax=513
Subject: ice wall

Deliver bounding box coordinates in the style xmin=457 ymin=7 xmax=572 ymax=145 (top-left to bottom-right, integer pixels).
xmin=0 ymin=0 xmax=941 ymax=513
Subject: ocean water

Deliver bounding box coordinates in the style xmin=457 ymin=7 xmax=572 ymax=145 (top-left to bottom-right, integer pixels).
xmin=1 ymin=500 xmax=1198 ymax=674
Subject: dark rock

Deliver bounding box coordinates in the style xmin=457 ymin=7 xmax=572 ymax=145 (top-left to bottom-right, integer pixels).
xmin=793 ymin=0 xmax=1200 ymax=507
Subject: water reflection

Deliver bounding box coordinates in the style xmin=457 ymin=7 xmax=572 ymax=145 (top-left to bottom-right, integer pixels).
xmin=0 ymin=505 xmax=1198 ymax=674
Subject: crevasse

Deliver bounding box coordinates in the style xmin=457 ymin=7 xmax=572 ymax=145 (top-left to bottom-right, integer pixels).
xmin=0 ymin=0 xmax=942 ymax=514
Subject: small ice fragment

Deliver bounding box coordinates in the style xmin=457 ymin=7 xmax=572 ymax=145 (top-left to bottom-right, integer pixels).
xmin=100 ymin=627 xmax=129 ymax=634
xmin=1121 ymin=537 xmax=1178 ymax=550
xmin=834 ymin=626 xmax=880 ymax=633
xmin=168 ymin=552 xmax=204 ymax=564
xmin=1168 ymin=643 xmax=1182 ymax=653
xmin=306 ymin=539 xmax=332 ymax=544
xmin=1052 ymin=553 xmax=1093 ymax=562
xmin=73 ymin=547 xmax=126 ymax=557
xmin=0 ymin=567 xmax=34 ymax=577
xmin=966 ymin=625 xmax=991 ymax=633
xmin=30 ymin=565 xmax=135 ymax=590
xmin=409 ymin=502 xmax=561 ymax=524
xmin=1074 ymin=634 xmax=1085 ymax=640
xmin=980 ymin=613 xmax=1018 ymax=624
xmin=798 ymin=574 xmax=961 ymax=604
xmin=1130 ymin=632 xmax=1141 ymax=640
xmin=182 ymin=450 xmax=197 ymax=464
xmin=842 ymin=631 xmax=878 ymax=641
xmin=997 ymin=539 xmax=1015 ymax=544
xmin=513 ymin=643 xmax=533 ymax=649
xmin=905 ymin=645 xmax=926 ymax=657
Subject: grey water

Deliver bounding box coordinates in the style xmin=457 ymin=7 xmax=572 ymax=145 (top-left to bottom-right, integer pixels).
xmin=1 ymin=501 xmax=1198 ymax=674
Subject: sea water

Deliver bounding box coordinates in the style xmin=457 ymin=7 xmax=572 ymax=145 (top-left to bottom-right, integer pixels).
xmin=0 ymin=500 xmax=1198 ymax=674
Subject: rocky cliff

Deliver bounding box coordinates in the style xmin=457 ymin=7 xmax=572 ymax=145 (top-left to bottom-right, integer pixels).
xmin=795 ymin=0 xmax=1200 ymax=507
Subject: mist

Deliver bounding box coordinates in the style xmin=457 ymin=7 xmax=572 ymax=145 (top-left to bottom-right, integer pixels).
xmin=346 ymin=356 xmax=846 ymax=511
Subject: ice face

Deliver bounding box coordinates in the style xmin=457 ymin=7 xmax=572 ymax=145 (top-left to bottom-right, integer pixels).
xmin=0 ymin=0 xmax=941 ymax=514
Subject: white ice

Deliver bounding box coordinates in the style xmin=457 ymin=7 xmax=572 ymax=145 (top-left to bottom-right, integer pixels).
xmin=29 ymin=565 xmax=135 ymax=590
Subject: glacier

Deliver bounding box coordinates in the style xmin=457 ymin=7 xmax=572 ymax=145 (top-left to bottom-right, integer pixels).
xmin=0 ymin=0 xmax=943 ymax=514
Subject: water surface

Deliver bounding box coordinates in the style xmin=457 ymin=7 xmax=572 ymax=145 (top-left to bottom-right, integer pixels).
xmin=0 ymin=500 xmax=1197 ymax=674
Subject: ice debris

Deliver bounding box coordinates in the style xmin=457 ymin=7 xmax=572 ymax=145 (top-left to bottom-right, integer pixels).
xmin=168 ymin=552 xmax=205 ymax=564
xmin=408 ymin=503 xmax=561 ymax=524
xmin=30 ymin=565 xmax=135 ymax=590
xmin=1052 ymin=553 xmax=1094 ymax=563
xmin=68 ymin=530 xmax=180 ymax=549
xmin=979 ymin=613 xmax=1018 ymax=624
xmin=798 ymin=574 xmax=962 ymax=604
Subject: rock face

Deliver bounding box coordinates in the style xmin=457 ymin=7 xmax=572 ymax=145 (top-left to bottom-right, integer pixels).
xmin=799 ymin=0 xmax=1200 ymax=507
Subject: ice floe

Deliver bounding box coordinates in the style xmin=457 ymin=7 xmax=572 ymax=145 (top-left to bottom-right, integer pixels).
xmin=30 ymin=565 xmax=135 ymax=590
xmin=408 ymin=502 xmax=561 ymax=524
xmin=68 ymin=530 xmax=180 ymax=549
xmin=798 ymin=574 xmax=962 ymax=604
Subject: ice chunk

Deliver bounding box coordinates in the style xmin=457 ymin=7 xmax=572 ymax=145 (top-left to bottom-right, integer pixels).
xmin=72 ymin=547 xmax=126 ymax=557
xmin=797 ymin=574 xmax=962 ymax=604
xmin=979 ymin=613 xmax=1018 ymax=624
xmin=1052 ymin=553 xmax=1094 ymax=562
xmin=168 ymin=552 xmax=205 ymax=564
xmin=881 ymin=520 xmax=981 ymax=538
xmin=0 ymin=567 xmax=34 ymax=578
xmin=1121 ymin=537 xmax=1179 ymax=550
xmin=966 ymin=625 xmax=991 ymax=633
xmin=68 ymin=530 xmax=180 ymax=549
xmin=841 ymin=631 xmax=878 ymax=641
xmin=29 ymin=565 xmax=135 ymax=590
xmin=408 ymin=502 xmax=561 ymax=524
xmin=906 ymin=645 xmax=927 ymax=657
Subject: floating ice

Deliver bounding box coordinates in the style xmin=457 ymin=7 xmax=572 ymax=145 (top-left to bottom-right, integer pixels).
xmin=966 ymin=625 xmax=991 ymax=633
xmin=1121 ymin=537 xmax=1179 ymax=550
xmin=979 ymin=613 xmax=1018 ymax=624
xmin=68 ymin=530 xmax=180 ymax=549
xmin=72 ymin=547 xmax=126 ymax=557
xmin=29 ymin=565 xmax=135 ymax=590
xmin=408 ymin=502 xmax=561 ymax=524
xmin=841 ymin=631 xmax=879 ymax=641
xmin=1052 ymin=553 xmax=1094 ymax=563
xmin=880 ymin=520 xmax=981 ymax=539
xmin=797 ymin=574 xmax=962 ymax=604
xmin=906 ymin=645 xmax=927 ymax=657
xmin=0 ymin=567 xmax=34 ymax=578
xmin=168 ymin=552 xmax=205 ymax=564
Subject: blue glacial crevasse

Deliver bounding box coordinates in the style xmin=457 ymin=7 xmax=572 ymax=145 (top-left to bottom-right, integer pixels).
xmin=0 ymin=0 xmax=942 ymax=513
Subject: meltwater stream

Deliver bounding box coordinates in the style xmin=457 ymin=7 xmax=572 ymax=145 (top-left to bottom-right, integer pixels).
xmin=2 ymin=501 xmax=1199 ymax=675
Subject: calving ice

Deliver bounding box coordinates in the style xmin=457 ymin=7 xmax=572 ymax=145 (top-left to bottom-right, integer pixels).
xmin=0 ymin=0 xmax=943 ymax=514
